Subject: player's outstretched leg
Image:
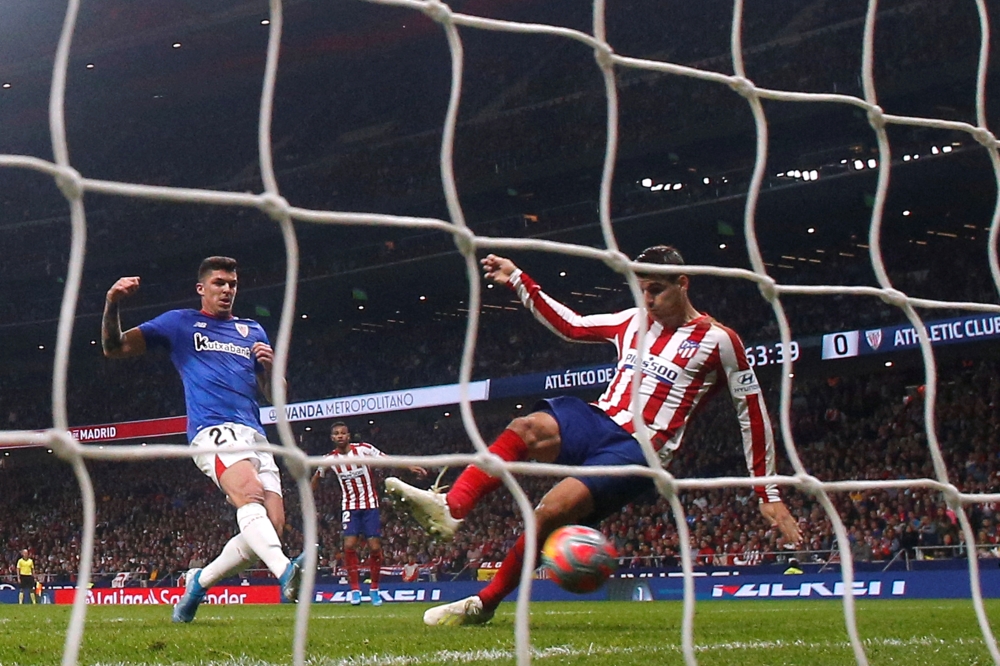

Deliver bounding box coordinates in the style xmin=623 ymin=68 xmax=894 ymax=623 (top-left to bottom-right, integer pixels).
xmin=385 ymin=477 xmax=462 ymax=539
xmin=424 ymin=534 xmax=525 ymax=626
xmin=386 ymin=425 xmax=535 ymax=539
xmin=423 ymin=477 xmax=594 ymax=628
xmin=172 ymin=568 xmax=207 ymax=623
xmin=220 ymin=465 xmax=303 ymax=603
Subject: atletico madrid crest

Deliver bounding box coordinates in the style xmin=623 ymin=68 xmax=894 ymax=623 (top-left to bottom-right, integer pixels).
xmin=677 ymin=339 xmax=700 ymax=359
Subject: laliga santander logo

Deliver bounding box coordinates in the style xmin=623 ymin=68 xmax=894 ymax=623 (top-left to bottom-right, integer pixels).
xmin=59 ymin=586 xmax=278 ymax=605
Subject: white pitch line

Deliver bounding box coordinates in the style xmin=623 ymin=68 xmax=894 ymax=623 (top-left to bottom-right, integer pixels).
xmin=81 ymin=636 xmax=990 ymax=666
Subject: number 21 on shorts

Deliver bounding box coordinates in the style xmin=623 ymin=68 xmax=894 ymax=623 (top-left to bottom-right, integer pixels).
xmin=208 ymin=425 xmax=238 ymax=447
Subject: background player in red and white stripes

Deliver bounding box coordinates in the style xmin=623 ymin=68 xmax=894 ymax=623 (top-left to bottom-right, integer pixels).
xmin=312 ymin=421 xmax=424 ymax=605
xmin=388 ymin=245 xmax=802 ymax=626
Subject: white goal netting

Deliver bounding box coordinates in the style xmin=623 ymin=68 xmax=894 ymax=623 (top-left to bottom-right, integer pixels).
xmin=2 ymin=1 xmax=1000 ymax=665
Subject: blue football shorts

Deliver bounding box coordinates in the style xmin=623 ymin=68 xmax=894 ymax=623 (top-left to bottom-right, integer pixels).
xmin=536 ymin=395 xmax=657 ymax=523
xmin=342 ymin=508 xmax=382 ymax=538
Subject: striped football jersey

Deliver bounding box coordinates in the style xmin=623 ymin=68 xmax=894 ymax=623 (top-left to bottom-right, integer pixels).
xmin=320 ymin=442 xmax=386 ymax=510
xmin=509 ymin=269 xmax=779 ymax=502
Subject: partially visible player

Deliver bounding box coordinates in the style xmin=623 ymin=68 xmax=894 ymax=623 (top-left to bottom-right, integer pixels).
xmin=387 ymin=246 xmax=802 ymax=625
xmin=311 ymin=421 xmax=425 ymax=606
xmin=16 ymin=549 xmax=35 ymax=604
xmin=103 ymin=256 xmax=303 ymax=623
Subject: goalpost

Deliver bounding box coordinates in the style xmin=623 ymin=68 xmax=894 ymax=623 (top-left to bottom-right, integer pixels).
xmin=1 ymin=1 xmax=1000 ymax=665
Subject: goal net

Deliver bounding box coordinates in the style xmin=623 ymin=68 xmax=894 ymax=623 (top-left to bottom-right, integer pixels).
xmin=1 ymin=1 xmax=999 ymax=665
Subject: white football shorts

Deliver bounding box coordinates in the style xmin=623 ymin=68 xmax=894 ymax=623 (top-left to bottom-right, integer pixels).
xmin=191 ymin=422 xmax=282 ymax=496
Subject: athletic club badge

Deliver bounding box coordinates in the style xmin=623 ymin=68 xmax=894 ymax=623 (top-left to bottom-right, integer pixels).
xmin=865 ymin=329 xmax=883 ymax=350
xmin=235 ymin=323 xmax=250 ymax=338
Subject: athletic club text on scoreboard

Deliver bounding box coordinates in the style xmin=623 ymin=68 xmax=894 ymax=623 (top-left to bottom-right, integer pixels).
xmin=821 ymin=313 xmax=1000 ymax=360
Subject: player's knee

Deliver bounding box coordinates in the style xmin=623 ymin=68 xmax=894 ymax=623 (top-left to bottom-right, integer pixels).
xmin=237 ymin=489 xmax=266 ymax=506
xmin=509 ymin=413 xmax=556 ymax=450
xmin=507 ymin=416 xmax=534 ymax=440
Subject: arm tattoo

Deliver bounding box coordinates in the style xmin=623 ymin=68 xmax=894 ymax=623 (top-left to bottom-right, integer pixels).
xmin=102 ymin=300 xmax=123 ymax=354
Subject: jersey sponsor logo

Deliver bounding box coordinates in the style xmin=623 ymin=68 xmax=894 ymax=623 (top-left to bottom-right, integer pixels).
xmin=192 ymin=332 xmax=252 ymax=359
xmin=677 ymin=339 xmax=700 ymax=359
xmin=712 ymin=580 xmax=905 ymax=598
xmin=621 ymin=351 xmax=680 ymax=385
xmin=194 ymin=321 xmax=207 ymax=328
xmin=729 ymin=370 xmax=761 ymax=396
xmin=235 ymin=323 xmax=250 ymax=338
xmin=865 ymin=329 xmax=883 ymax=350
xmin=337 ymin=469 xmax=367 ymax=481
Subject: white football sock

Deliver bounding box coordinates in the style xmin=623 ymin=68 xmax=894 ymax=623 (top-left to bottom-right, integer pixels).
xmin=198 ymin=534 xmax=258 ymax=588
xmin=236 ymin=503 xmax=290 ymax=578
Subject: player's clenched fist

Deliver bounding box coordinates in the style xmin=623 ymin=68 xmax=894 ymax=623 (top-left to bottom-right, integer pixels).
xmin=252 ymin=341 xmax=274 ymax=370
xmin=106 ymin=276 xmax=141 ymax=303
xmin=481 ymin=254 xmax=518 ymax=285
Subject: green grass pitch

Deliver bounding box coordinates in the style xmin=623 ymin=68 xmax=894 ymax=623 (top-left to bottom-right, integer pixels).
xmin=1 ymin=599 xmax=997 ymax=665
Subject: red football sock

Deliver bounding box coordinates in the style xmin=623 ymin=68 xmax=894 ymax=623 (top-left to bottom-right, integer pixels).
xmin=344 ymin=548 xmax=360 ymax=591
xmin=479 ymin=534 xmax=527 ymax=610
xmin=447 ymin=429 xmax=529 ymax=520
xmin=369 ymin=549 xmax=382 ymax=590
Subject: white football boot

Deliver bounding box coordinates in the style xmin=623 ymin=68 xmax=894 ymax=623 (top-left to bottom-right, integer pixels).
xmin=423 ymin=595 xmax=494 ymax=626
xmin=385 ymin=477 xmax=461 ymax=540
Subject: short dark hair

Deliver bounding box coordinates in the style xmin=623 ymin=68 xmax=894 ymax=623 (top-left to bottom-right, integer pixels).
xmin=198 ymin=256 xmax=238 ymax=281
xmin=635 ymin=245 xmax=685 ymax=281
xmin=330 ymin=421 xmax=349 ymax=433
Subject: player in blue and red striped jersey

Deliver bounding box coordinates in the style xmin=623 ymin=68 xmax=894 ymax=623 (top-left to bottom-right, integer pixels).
xmin=312 ymin=421 xmax=425 ymax=606
xmin=102 ymin=256 xmax=303 ymax=623
xmin=387 ymin=246 xmax=802 ymax=626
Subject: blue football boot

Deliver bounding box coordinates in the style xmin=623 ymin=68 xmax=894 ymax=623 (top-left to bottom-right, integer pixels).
xmin=172 ymin=568 xmax=206 ymax=623
xmin=279 ymin=554 xmax=304 ymax=603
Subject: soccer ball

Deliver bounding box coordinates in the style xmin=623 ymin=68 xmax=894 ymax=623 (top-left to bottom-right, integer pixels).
xmin=541 ymin=525 xmax=618 ymax=593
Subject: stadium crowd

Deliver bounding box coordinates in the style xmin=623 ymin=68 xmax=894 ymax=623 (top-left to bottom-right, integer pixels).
xmin=3 ymin=356 xmax=999 ymax=585
xmin=2 ymin=219 xmax=996 ymax=437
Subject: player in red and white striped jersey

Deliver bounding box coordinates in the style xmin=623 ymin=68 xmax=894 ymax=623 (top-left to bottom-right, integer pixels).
xmin=321 ymin=438 xmax=384 ymax=511
xmin=388 ymin=246 xmax=801 ymax=626
xmin=312 ymin=422 xmax=424 ymax=605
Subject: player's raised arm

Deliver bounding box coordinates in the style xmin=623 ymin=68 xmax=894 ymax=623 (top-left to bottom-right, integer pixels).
xmin=481 ymin=253 xmax=630 ymax=344
xmin=102 ymin=277 xmax=147 ymax=359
